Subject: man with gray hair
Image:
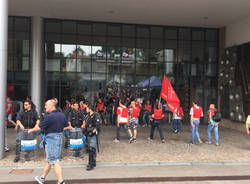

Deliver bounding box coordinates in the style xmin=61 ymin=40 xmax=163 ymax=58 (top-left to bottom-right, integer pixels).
xmin=28 ymin=99 xmax=68 ymax=184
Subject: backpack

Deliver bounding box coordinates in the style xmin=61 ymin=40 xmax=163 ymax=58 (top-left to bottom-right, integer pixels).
xmin=212 ymin=111 xmax=222 ymax=122
xmin=176 ymin=107 xmax=183 ymax=117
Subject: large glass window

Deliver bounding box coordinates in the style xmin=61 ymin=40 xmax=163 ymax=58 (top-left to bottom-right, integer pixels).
xmin=8 ymin=17 xmax=31 ymax=101
xmin=44 ymin=19 xmax=219 ymax=115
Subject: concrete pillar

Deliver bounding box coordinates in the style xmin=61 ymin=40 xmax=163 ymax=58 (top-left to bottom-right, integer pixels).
xmin=0 ymin=0 xmax=8 ymax=159
xmin=31 ymin=17 xmax=44 ymax=114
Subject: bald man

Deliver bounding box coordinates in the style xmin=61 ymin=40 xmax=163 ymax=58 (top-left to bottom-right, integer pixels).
xmin=28 ymin=100 xmax=68 ymax=184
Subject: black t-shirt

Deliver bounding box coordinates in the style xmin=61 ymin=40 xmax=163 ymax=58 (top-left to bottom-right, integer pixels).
xmin=39 ymin=110 xmax=68 ymax=135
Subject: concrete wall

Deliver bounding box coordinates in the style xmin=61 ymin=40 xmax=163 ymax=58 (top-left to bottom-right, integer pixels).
xmin=226 ymin=14 xmax=250 ymax=47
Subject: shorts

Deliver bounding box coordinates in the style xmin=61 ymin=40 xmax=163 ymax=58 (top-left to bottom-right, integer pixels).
xmin=44 ymin=133 xmax=63 ymax=165
xmin=128 ymin=118 xmax=138 ymax=130
xmin=6 ymin=114 xmax=12 ymax=121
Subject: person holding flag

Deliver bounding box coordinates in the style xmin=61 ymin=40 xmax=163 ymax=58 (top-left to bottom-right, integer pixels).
xmin=148 ymin=103 xmax=165 ymax=143
xmin=190 ymin=100 xmax=203 ymax=144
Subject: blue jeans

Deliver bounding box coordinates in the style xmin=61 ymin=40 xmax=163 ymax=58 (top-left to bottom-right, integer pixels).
xmin=207 ymin=122 xmax=219 ymax=144
xmin=172 ymin=119 xmax=181 ymax=132
xmin=44 ymin=133 xmax=63 ymax=165
xmin=190 ymin=119 xmax=201 ymax=144
xmin=143 ymin=112 xmax=150 ymax=126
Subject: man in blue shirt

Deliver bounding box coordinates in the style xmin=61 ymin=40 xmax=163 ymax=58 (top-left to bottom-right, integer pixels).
xmin=28 ymin=100 xmax=68 ymax=184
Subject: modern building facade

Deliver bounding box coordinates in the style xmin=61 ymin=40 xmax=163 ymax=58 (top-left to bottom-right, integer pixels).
xmin=0 ymin=0 xmax=250 ymax=158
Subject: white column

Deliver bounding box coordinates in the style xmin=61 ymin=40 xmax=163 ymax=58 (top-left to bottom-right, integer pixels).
xmin=0 ymin=0 xmax=8 ymax=159
xmin=31 ymin=17 xmax=44 ymax=114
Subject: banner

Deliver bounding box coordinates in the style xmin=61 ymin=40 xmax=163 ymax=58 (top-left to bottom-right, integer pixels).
xmin=160 ymin=75 xmax=180 ymax=112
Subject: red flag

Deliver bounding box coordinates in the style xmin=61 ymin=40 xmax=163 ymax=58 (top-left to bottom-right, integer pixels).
xmin=160 ymin=75 xmax=180 ymax=112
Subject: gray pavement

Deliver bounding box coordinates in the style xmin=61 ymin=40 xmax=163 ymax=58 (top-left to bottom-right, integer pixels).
xmin=2 ymin=164 xmax=250 ymax=183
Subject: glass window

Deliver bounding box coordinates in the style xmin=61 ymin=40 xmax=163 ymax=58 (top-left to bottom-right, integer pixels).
xmin=121 ymin=61 xmax=135 ymax=74
xmin=205 ymin=64 xmax=216 ymax=76
xmin=76 ymin=73 xmax=91 ymax=93
xmin=92 ymin=45 xmax=107 ymax=60
xmin=191 ymin=64 xmax=203 ymax=76
xmin=46 ymin=43 xmax=62 ymax=58
xmin=179 ymin=28 xmax=191 ymax=40
xmin=122 ymin=47 xmax=135 ymax=61
xmin=164 ymin=49 xmax=176 ymax=62
xmin=92 ymin=60 xmax=106 ymax=73
xmin=107 ymin=37 xmax=121 ymax=46
xmin=165 ymin=40 xmax=177 ymax=49
xmin=93 ymin=23 xmax=106 ymax=36
xmin=149 ymin=48 xmax=163 ymax=62
xmin=206 ymin=30 xmax=218 ymax=41
xmin=151 ymin=39 xmax=163 ymax=49
xmin=123 ymin=38 xmax=135 ymax=47
xmin=107 ymin=62 xmax=120 ymax=74
xmin=205 ymin=42 xmax=217 ymax=62
xmin=136 ymin=63 xmax=149 ymax=74
xmin=15 ymin=18 xmax=30 ymax=32
xmin=151 ymin=27 xmax=163 ymax=39
xmin=62 ymin=58 xmax=77 ymax=72
xmin=92 ymin=36 xmax=106 ymax=46
xmin=136 ymin=39 xmax=149 ymax=48
xmin=15 ymin=32 xmax=29 ymax=40
xmin=121 ymin=74 xmax=134 ymax=86
xmin=46 ymin=59 xmax=61 ymax=71
xmin=77 ymin=23 xmax=92 ymax=35
xmin=108 ymin=24 xmax=121 ymax=36
xmin=62 ymin=21 xmax=77 ymax=34
xmin=61 ymin=34 xmax=76 ymax=44
xmin=8 ymin=17 xmax=14 ymax=31
xmin=123 ymin=25 xmax=135 ymax=37
xmin=45 ymin=33 xmax=61 ymax=42
xmin=178 ymin=41 xmax=191 ymax=62
xmin=77 ymin=35 xmax=91 ymax=45
xmin=106 ymin=46 xmax=121 ymax=61
xmin=136 ymin=48 xmax=149 ymax=61
xmin=137 ymin=26 xmax=149 ymax=38
xmin=165 ymin=28 xmax=177 ymax=40
xmin=92 ymin=73 xmax=106 ymax=91
xmin=46 ymin=21 xmax=61 ymax=33
xmin=192 ymin=41 xmax=204 ymax=61
xmin=61 ymin=44 xmax=76 ymax=58
xmin=192 ymin=30 xmax=204 ymax=41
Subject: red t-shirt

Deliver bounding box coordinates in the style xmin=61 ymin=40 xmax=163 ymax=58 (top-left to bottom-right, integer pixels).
xmin=117 ymin=106 xmax=128 ymax=124
xmin=131 ymin=107 xmax=140 ymax=118
xmin=144 ymin=104 xmax=152 ymax=113
xmin=6 ymin=101 xmax=13 ymax=115
xmin=97 ymin=102 xmax=104 ymax=111
xmin=154 ymin=108 xmax=163 ymax=119
xmin=192 ymin=106 xmax=203 ymax=119
xmin=207 ymin=108 xmax=217 ymax=120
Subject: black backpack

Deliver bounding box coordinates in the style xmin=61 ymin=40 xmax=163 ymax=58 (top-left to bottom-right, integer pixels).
xmin=212 ymin=111 xmax=222 ymax=122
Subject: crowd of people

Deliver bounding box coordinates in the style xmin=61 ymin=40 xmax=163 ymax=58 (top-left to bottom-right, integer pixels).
xmin=4 ymin=90 xmax=226 ymax=184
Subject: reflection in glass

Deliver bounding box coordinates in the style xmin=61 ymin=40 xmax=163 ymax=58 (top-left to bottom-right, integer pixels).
xmin=46 ymin=59 xmax=60 ymax=71
xmin=122 ymin=47 xmax=135 ymax=61
xmin=62 ymin=44 xmax=76 ymax=58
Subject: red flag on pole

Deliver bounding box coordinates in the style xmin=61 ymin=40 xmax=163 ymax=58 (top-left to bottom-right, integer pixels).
xmin=160 ymin=75 xmax=180 ymax=112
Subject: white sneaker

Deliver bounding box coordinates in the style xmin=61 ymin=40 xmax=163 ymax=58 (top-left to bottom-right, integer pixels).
xmin=113 ymin=139 xmax=120 ymax=143
xmin=35 ymin=176 xmax=45 ymax=184
xmin=4 ymin=147 xmax=9 ymax=152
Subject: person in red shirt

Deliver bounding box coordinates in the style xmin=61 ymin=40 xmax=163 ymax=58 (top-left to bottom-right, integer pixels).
xmin=142 ymin=100 xmax=152 ymax=127
xmin=207 ymin=104 xmax=219 ymax=145
xmin=128 ymin=101 xmax=140 ymax=143
xmin=113 ymin=99 xmax=132 ymax=143
xmin=148 ymin=104 xmax=165 ymax=143
xmin=96 ymin=98 xmax=107 ymax=126
xmin=189 ymin=100 xmax=203 ymax=144
xmin=5 ymin=97 xmax=16 ymax=152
